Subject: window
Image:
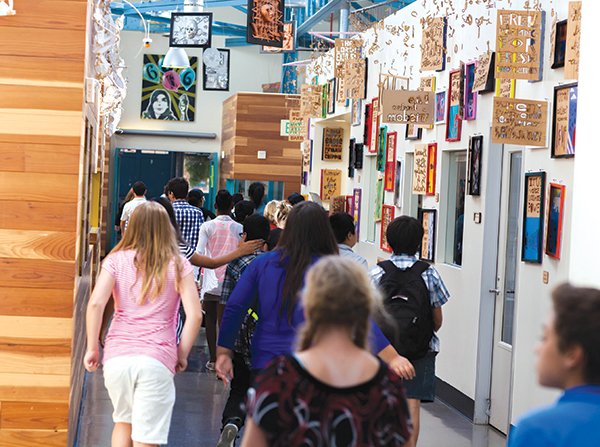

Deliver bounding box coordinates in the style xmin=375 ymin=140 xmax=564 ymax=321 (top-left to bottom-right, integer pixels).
xmin=444 ymin=151 xmax=467 ymax=266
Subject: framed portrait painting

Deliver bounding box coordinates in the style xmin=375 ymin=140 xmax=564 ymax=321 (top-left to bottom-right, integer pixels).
xmin=546 ymin=183 xmax=566 ymax=259
xmin=419 ymin=209 xmax=437 ymax=262
xmin=381 ymin=205 xmax=395 ymax=253
xmin=551 ymin=83 xmax=577 ymax=158
xmin=467 ymin=135 xmax=483 ymax=196
xmin=203 ymin=48 xmax=230 ymax=91
xmin=169 ymin=12 xmax=213 ymax=48
xmin=522 ymin=172 xmax=546 ymax=263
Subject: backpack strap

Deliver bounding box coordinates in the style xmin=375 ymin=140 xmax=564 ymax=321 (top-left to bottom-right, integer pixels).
xmin=377 ymin=260 xmax=399 ymax=276
xmin=409 ymin=260 xmax=430 ymax=277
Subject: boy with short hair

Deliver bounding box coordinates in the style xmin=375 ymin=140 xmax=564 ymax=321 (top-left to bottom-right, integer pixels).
xmin=119 ymin=181 xmax=147 ymax=232
xmin=508 ymin=284 xmax=600 ymax=447
xmin=329 ymin=212 xmax=368 ymax=269
xmin=369 ymin=215 xmax=450 ymax=447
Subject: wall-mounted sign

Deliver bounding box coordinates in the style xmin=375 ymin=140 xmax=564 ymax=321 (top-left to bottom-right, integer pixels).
xmin=412 ymin=143 xmax=428 ymax=195
xmin=421 ymin=17 xmax=447 ymax=72
xmin=522 ymin=172 xmax=546 ymax=263
xmin=320 ymin=169 xmax=342 ymax=201
xmin=334 ymin=38 xmax=362 ymax=78
xmin=472 ymin=51 xmax=495 ymax=93
xmin=446 ymin=67 xmax=463 ymax=142
xmin=322 ymin=128 xmax=344 ymax=161
xmin=247 ymin=0 xmax=284 ymax=47
xmin=300 ymin=84 xmax=323 ymax=118
xmin=552 ymin=83 xmax=577 ymax=158
xmin=492 ymin=97 xmax=548 ymax=146
xmin=381 ymin=90 xmax=434 ymax=125
xmin=565 ymin=1 xmax=581 ymax=80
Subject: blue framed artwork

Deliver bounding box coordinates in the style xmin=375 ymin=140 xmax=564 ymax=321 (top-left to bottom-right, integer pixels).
xmin=551 ymin=83 xmax=577 ymax=158
xmin=446 ymin=67 xmax=463 ymax=142
xmin=522 ymin=172 xmax=545 ymax=263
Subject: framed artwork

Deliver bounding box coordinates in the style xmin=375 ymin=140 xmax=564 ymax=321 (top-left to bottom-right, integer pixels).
xmin=320 ymin=169 xmax=342 ymax=201
xmin=377 ymin=126 xmax=387 ymax=172
xmin=446 ymin=67 xmax=463 ymax=142
xmin=435 ymin=90 xmax=446 ymax=124
xmin=351 ymin=99 xmax=362 ymax=126
xmin=203 ymin=48 xmax=230 ymax=91
xmin=426 ymin=143 xmax=437 ymax=196
xmin=419 ymin=209 xmax=437 ymax=262
xmin=322 ymin=128 xmax=344 ymax=161
xmin=364 ymin=102 xmax=372 ymax=148
xmin=522 ymin=172 xmax=546 ymax=263
xmin=551 ymin=83 xmax=577 ymax=158
xmin=345 ymin=195 xmax=354 ymax=214
xmin=169 ymin=12 xmax=212 ymax=48
xmin=141 ymin=54 xmax=198 ymax=121
xmin=551 ymin=19 xmax=567 ymax=68
xmin=384 ymin=131 xmax=397 ymax=191
xmin=327 ymin=78 xmax=336 ymax=114
xmin=354 ymin=142 xmax=364 ymax=169
xmin=369 ymin=98 xmax=380 ymax=153
xmin=545 ymin=183 xmax=566 ymax=259
xmin=405 ymin=124 xmax=422 ymax=141
xmin=495 ymin=78 xmax=516 ymax=98
xmin=353 ymin=188 xmax=362 ymax=239
xmin=374 ymin=176 xmax=384 ymax=222
xmin=381 ymin=205 xmax=395 ymax=253
xmin=348 ymin=137 xmax=356 ymax=178
xmin=467 ymin=135 xmax=483 ymax=196
xmin=472 ymin=51 xmax=495 ymax=94
xmin=464 ymin=61 xmax=477 ymax=120
xmin=412 ymin=144 xmax=428 ymax=195
xmin=393 ymin=159 xmax=404 ymax=209
xmin=322 ymin=85 xmax=328 ymax=118
xmin=261 ymin=21 xmax=296 ymax=53
xmin=330 ymin=196 xmax=347 ymax=214
xmin=246 ymin=0 xmax=285 ymax=47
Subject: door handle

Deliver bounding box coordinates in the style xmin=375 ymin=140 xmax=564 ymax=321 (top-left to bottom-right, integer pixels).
xmin=489 ymin=288 xmax=501 ymax=295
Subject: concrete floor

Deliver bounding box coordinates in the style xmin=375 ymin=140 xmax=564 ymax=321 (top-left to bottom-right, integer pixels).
xmin=76 ymin=332 xmax=506 ymax=447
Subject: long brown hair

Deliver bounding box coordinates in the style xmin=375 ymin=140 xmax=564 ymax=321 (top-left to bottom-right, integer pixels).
xmin=276 ymin=202 xmax=338 ymax=321
xmin=112 ymin=201 xmax=183 ymax=304
xmin=297 ymin=256 xmax=378 ymax=350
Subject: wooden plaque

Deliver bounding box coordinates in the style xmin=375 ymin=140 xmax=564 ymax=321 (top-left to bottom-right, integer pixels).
xmin=492 ymin=97 xmax=548 ymax=147
xmin=565 ymin=1 xmax=581 ymax=80
xmin=322 ymin=128 xmax=344 ymax=161
xmin=247 ymin=0 xmax=285 ymax=47
xmin=320 ymin=169 xmax=342 ymax=201
xmin=421 ymin=17 xmax=447 ymax=71
xmin=381 ymin=89 xmax=435 ymax=126
xmin=412 ymin=143 xmax=428 ymax=195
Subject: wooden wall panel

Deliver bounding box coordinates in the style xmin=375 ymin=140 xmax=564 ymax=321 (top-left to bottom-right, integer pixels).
xmin=0 ymin=372 xmax=70 ymax=403
xmin=0 ymin=288 xmax=72 ymax=318
xmin=0 ymin=259 xmax=75 ymax=289
xmin=0 ymin=141 xmax=80 ymax=175
xmin=0 ymin=430 xmax=68 ymax=447
xmin=1 ymin=1 xmax=88 ymax=32
xmin=0 ymin=56 xmax=84 ymax=85
xmin=0 ymin=229 xmax=76 ymax=260
xmin=0 ymin=84 xmax=83 ymax=111
xmin=0 ymin=28 xmax=86 ymax=60
xmin=0 ymin=201 xmax=78 ymax=232
xmin=0 ymin=402 xmax=69 ymax=430
xmin=0 ymin=172 xmax=79 ymax=203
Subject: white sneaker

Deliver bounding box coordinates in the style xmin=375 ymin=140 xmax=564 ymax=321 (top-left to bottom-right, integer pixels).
xmin=216 ymin=422 xmax=238 ymax=447
xmin=205 ymin=361 xmax=216 ymax=372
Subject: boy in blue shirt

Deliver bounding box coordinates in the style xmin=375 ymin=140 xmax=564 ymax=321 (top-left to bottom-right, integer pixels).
xmin=508 ymin=284 xmax=600 ymax=447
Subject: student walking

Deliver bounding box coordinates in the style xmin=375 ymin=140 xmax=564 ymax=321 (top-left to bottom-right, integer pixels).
xmin=241 ymin=256 xmax=412 ymax=446
xmin=119 ymin=181 xmax=147 ymax=232
xmin=84 ymin=202 xmax=203 ymax=447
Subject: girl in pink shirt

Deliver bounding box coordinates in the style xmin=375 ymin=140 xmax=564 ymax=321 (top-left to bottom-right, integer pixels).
xmin=84 ymin=202 xmax=202 ymax=447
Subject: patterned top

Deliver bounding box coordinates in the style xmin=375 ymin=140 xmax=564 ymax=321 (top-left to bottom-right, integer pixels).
xmin=102 ymin=249 xmax=193 ymax=373
xmin=247 ymin=355 xmax=412 ymax=447
xmin=338 ymin=244 xmax=369 ymax=269
xmin=369 ymin=254 xmax=450 ymax=352
xmin=172 ymin=200 xmax=204 ymax=249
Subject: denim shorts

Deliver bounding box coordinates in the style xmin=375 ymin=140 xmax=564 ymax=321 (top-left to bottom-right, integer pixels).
xmin=403 ymin=351 xmax=437 ymax=402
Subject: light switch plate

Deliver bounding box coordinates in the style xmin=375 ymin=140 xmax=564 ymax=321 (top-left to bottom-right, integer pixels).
xmin=257 ymin=150 xmax=267 ymax=159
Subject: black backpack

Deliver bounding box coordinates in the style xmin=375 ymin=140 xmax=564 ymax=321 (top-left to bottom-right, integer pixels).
xmin=376 ymin=260 xmax=433 ymax=360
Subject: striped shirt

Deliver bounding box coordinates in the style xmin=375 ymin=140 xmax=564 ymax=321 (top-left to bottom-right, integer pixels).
xmin=102 ymin=249 xmax=193 ymax=373
xmin=172 ymin=200 xmax=204 ymax=249
xmin=369 ymin=254 xmax=450 ymax=352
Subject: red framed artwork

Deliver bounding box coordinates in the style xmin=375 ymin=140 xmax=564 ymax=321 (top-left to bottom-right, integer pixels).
xmin=368 ymin=97 xmax=380 ymax=153
xmin=446 ymin=67 xmax=463 ymax=142
xmin=384 ymin=131 xmax=397 ymax=191
xmin=345 ymin=195 xmax=354 ymax=214
xmin=381 ymin=205 xmax=395 ymax=253
xmin=426 ymin=143 xmax=437 ymax=196
xmin=545 ymin=183 xmax=566 ymax=259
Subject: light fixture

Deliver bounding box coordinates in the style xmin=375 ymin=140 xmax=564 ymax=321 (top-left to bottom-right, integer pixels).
xmin=0 ymin=0 xmax=16 ymax=16
xmin=162 ymin=47 xmax=191 ymax=68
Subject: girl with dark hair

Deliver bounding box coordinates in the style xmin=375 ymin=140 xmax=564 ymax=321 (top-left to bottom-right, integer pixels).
xmin=142 ymin=89 xmax=178 ymax=120
xmin=248 ymin=182 xmax=266 ymax=216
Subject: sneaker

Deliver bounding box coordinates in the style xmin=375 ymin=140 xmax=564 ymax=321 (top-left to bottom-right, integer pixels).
xmin=205 ymin=361 xmax=216 ymax=372
xmin=216 ymin=422 xmax=238 ymax=447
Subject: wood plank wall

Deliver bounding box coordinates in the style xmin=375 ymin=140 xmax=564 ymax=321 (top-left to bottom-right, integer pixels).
xmin=220 ymin=93 xmax=302 ymax=197
xmin=0 ymin=1 xmax=89 ymax=445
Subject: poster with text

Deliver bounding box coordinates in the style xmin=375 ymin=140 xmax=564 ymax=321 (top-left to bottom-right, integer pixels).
xmin=320 ymin=169 xmax=342 ymax=201
xmin=446 ymin=68 xmax=463 ymax=141
xmin=421 ymin=17 xmax=447 ymax=71
xmin=546 ymin=183 xmax=566 ymax=259
xmin=552 ymin=83 xmax=577 ymax=158
xmin=412 ymin=144 xmax=428 ymax=195
xmin=492 ymin=97 xmax=548 ymax=147
xmin=384 ymin=131 xmax=397 ymax=191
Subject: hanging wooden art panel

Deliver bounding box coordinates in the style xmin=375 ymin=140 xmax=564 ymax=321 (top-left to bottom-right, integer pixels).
xmin=261 ymin=21 xmax=296 ymax=53
xmin=381 ymin=205 xmax=395 ymax=253
xmin=467 ymin=135 xmax=483 ymax=196
xmin=472 ymin=51 xmax=495 ymax=94
xmin=374 ymin=176 xmax=384 ymax=222
xmin=421 ymin=17 xmax=447 ymax=72
xmin=384 ymin=131 xmax=397 ymax=191
xmin=464 ymin=61 xmax=477 ymax=121
xmin=369 ymin=97 xmax=380 ymax=153
xmin=492 ymin=97 xmax=548 ymax=147
xmin=522 ymin=172 xmax=546 ymax=264
xmin=419 ymin=209 xmax=437 ymax=262
xmin=247 ymin=0 xmax=285 ymax=47
xmin=320 ymin=169 xmax=342 ymax=201
xmin=412 ymin=144 xmax=428 ymax=195
xmin=564 ymin=1 xmax=581 ymax=80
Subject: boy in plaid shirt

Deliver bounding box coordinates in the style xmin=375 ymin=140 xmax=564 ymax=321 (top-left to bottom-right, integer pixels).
xmin=217 ymin=214 xmax=270 ymax=447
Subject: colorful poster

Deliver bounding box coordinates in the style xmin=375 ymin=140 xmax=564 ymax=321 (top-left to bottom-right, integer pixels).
xmin=419 ymin=209 xmax=437 ymax=262
xmin=141 ymin=54 xmax=198 ymax=121
xmin=464 ymin=62 xmax=477 ymax=120
xmin=446 ymin=68 xmax=463 ymax=142
xmin=412 ymin=144 xmax=428 ymax=195
xmin=374 ymin=176 xmax=384 ymax=222
xmin=552 ymin=83 xmax=577 ymax=158
xmin=435 ymin=91 xmax=446 ymax=124
xmin=546 ymin=183 xmax=566 ymax=259
xmin=522 ymin=172 xmax=546 ymax=263
xmin=381 ymin=205 xmax=395 ymax=253
xmin=353 ymin=188 xmax=362 ymax=239
xmin=426 ymin=143 xmax=437 ymax=196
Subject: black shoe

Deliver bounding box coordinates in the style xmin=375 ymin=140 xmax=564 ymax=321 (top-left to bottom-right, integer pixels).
xmin=216 ymin=422 xmax=238 ymax=447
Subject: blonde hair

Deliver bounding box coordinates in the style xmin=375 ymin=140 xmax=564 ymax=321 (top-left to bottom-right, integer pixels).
xmin=124 ymin=188 xmax=135 ymax=203
xmin=112 ymin=201 xmax=183 ymax=304
xmin=263 ymin=200 xmax=279 ymax=225
xmin=297 ymin=256 xmax=378 ymax=351
xmin=274 ymin=201 xmax=292 ymax=228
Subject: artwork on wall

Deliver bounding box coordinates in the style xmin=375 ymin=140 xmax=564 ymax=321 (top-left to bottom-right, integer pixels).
xmin=351 ymin=99 xmax=362 ymax=126
xmin=464 ymin=61 xmax=477 ymax=120
xmin=446 ymin=67 xmax=463 ymax=142
xmin=374 ymin=176 xmax=384 ymax=222
xmin=353 ymin=188 xmax=362 ymax=239
xmin=492 ymin=97 xmax=548 ymax=147
xmin=381 ymin=89 xmax=435 ymax=126
xmin=246 ymin=0 xmax=285 ymax=47
xmin=142 ymin=54 xmax=198 ymax=121
xmin=552 ymin=83 xmax=577 ymax=158
xmin=169 ymin=12 xmax=212 ymax=48
xmin=405 ymin=124 xmax=422 ymax=140
xmin=203 ymin=48 xmax=229 ymax=91
xmin=301 ymin=141 xmax=311 ymax=186
xmin=364 ymin=102 xmax=372 ymax=146
xmin=419 ymin=209 xmax=437 ymax=262
xmin=426 ymin=143 xmax=437 ymax=196
xmin=551 ymin=19 xmax=567 ymax=69
xmin=495 ymin=78 xmax=516 ymax=98
xmin=338 ymin=58 xmax=367 ymax=102
xmin=435 ymin=90 xmax=446 ymax=124
xmin=419 ymin=76 xmax=436 ymax=130
xmin=300 ymin=84 xmax=323 ymax=118
xmin=522 ymin=172 xmax=546 ymax=264
xmin=327 ymin=78 xmax=336 ymax=114
xmin=472 ymin=51 xmax=495 ymax=93
xmin=467 ymin=135 xmax=483 ymax=196
xmin=330 ymin=195 xmax=347 ymax=214
xmin=384 ymin=131 xmax=397 ymax=191
xmin=354 ymin=142 xmax=364 ymax=169
xmin=322 ymin=128 xmax=344 ymax=161
xmin=345 ymin=195 xmax=354 ymax=214
xmin=261 ymin=21 xmax=296 ymax=53
xmin=412 ymin=143 xmax=428 ymax=195
xmin=495 ymin=9 xmax=545 ymax=81
xmin=348 ymin=138 xmax=356 ymax=178
xmin=369 ymin=97 xmax=380 ymax=153
xmin=565 ymin=1 xmax=581 ymax=80
xmin=393 ymin=159 xmax=404 ymax=209
xmin=321 ymin=85 xmax=328 ymax=118
xmin=381 ymin=205 xmax=395 ymax=253
xmin=320 ymin=169 xmax=342 ymax=201
xmin=421 ymin=17 xmax=447 ymax=72
xmin=377 ymin=126 xmax=387 ymax=172
xmin=378 ymin=73 xmax=410 ymax=109
xmin=546 ymin=183 xmax=566 ymax=259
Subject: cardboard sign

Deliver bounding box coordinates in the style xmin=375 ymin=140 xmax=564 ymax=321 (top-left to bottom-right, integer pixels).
xmin=495 ymin=10 xmax=545 ymax=81
xmin=300 ymin=84 xmax=323 ymax=118
xmin=565 ymin=1 xmax=581 ymax=80
xmin=262 ymin=21 xmax=295 ymax=53
xmin=412 ymin=144 xmax=428 ymax=195
xmin=491 ymin=97 xmax=548 ymax=146
xmin=322 ymin=128 xmax=344 ymax=161
xmin=320 ymin=169 xmax=342 ymax=201
xmin=421 ymin=17 xmax=447 ymax=71
xmin=338 ymin=58 xmax=366 ymax=102
xmin=381 ymin=90 xmax=435 ymax=125
xmin=472 ymin=52 xmax=494 ymax=92
xmin=334 ymin=38 xmax=362 ymax=78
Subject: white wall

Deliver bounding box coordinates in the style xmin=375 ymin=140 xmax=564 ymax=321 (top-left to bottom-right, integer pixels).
xmin=304 ymin=0 xmax=577 ymax=425
xmin=114 ymin=8 xmax=283 ymax=153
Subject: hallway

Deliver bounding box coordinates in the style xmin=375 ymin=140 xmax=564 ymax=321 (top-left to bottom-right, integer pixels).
xmin=76 ymin=333 xmax=506 ymax=447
